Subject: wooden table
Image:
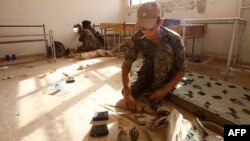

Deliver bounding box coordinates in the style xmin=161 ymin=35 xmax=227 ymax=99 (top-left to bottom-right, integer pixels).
xmin=99 ymin=22 xmax=137 ymax=49
xmin=100 ymin=23 xmax=117 ymax=49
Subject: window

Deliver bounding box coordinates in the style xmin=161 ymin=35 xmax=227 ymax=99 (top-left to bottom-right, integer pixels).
xmin=130 ymin=0 xmax=155 ymax=6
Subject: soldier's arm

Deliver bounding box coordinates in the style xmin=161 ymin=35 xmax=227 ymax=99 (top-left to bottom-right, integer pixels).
xmin=174 ymin=36 xmax=187 ymax=71
xmin=121 ymin=39 xmax=140 ymax=87
xmin=121 ymin=40 xmax=139 ymax=112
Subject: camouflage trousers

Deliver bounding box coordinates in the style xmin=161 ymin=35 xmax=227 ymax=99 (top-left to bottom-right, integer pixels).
xmin=130 ymin=64 xmax=154 ymax=98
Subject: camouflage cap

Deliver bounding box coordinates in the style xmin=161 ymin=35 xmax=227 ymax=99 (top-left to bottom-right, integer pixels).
xmin=136 ymin=2 xmax=161 ymax=29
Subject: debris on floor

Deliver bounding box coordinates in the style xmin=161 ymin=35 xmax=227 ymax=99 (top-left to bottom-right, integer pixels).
xmin=129 ymin=126 xmax=139 ymax=141
xmin=63 ymin=73 xmax=70 ymax=77
xmin=38 ymin=74 xmax=47 ymax=79
xmin=66 ymin=77 xmax=75 ymax=83
xmin=84 ymin=74 xmax=89 ymax=78
xmin=117 ymin=128 xmax=128 ymax=141
xmin=77 ymin=65 xmax=88 ymax=70
xmin=44 ymin=82 xmax=70 ymax=95
xmin=18 ymin=74 xmax=29 ymax=78
xmin=26 ymin=65 xmax=37 ymax=68
xmin=0 ymin=66 xmax=8 ymax=70
xmin=117 ymin=119 xmax=128 ymax=141
xmin=2 ymin=75 xmax=14 ymax=80
xmin=65 ymin=49 xmax=114 ymax=60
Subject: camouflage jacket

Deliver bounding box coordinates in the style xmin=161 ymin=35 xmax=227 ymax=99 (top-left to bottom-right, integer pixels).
xmin=78 ymin=29 xmax=102 ymax=52
xmin=122 ymin=26 xmax=186 ymax=89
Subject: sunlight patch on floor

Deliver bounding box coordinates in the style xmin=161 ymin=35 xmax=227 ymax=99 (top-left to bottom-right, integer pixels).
xmin=17 ymin=77 xmax=38 ymax=98
xmin=96 ymin=66 xmax=121 ymax=78
xmin=21 ymin=127 xmax=47 ymax=141
xmin=92 ymin=84 xmax=123 ymax=105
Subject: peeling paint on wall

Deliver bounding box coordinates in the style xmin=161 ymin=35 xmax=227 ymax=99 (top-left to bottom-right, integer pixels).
xmin=161 ymin=0 xmax=207 ymax=13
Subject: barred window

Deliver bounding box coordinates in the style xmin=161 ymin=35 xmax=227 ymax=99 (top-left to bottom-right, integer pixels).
xmin=130 ymin=0 xmax=155 ymax=6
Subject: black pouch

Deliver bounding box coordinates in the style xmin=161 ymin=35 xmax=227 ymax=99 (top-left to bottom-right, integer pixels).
xmin=90 ymin=124 xmax=109 ymax=137
xmin=92 ymin=111 xmax=109 ymax=121
xmin=66 ymin=77 xmax=75 ymax=83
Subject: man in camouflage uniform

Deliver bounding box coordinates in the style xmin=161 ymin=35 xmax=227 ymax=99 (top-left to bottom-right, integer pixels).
xmin=78 ymin=29 xmax=102 ymax=52
xmin=121 ymin=2 xmax=186 ymax=112
xmin=74 ymin=22 xmax=102 ymax=52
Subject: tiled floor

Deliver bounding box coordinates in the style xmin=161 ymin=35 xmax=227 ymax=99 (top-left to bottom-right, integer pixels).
xmin=186 ymin=56 xmax=250 ymax=88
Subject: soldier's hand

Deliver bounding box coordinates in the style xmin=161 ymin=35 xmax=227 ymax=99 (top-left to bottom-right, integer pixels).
xmin=123 ymin=88 xmax=137 ymax=112
xmin=149 ymin=88 xmax=166 ymax=103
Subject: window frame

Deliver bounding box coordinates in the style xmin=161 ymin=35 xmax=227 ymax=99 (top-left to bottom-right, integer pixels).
xmin=129 ymin=0 xmax=156 ymax=6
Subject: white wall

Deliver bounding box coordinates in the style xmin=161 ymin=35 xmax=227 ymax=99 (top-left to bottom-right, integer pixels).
xmin=0 ymin=0 xmax=124 ymax=57
xmin=1 ymin=0 xmax=249 ymax=64
xmin=125 ymin=0 xmax=239 ymax=21
xmin=124 ymin=0 xmax=247 ymax=61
